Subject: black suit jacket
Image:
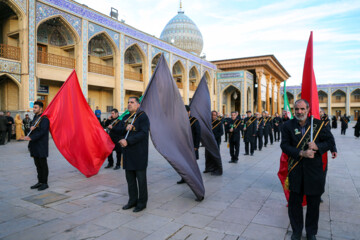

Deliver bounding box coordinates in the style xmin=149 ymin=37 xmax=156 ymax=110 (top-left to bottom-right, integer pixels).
xmin=29 ymin=114 xmax=49 ymax=158
xmin=243 ymin=116 xmax=257 ymax=142
xmin=189 ymin=116 xmax=201 ymax=149
xmin=120 ymin=112 xmax=150 ymax=171
xmin=256 ymin=117 xmax=265 ymax=135
xmin=212 ymin=119 xmax=223 ymax=143
xmin=229 ymin=119 xmax=241 ymax=142
xmin=281 ymin=118 xmax=335 ymax=195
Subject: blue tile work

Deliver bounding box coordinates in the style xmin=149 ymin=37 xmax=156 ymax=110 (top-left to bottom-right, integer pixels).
xmin=246 ymin=71 xmax=253 ymax=81
xmin=120 ymin=34 xmax=125 ymax=111
xmin=124 ymin=36 xmax=147 ymax=56
xmin=189 ymin=61 xmax=200 ymax=75
xmin=281 ymin=83 xmax=360 ymax=94
xmin=151 ymin=46 xmax=170 ymax=64
xmin=0 ymin=59 xmax=21 ymax=83
xmin=36 ymin=2 xmax=81 ymax=38
xmin=14 ymin=0 xmax=27 ymax=14
xmin=88 ymin=22 xmax=120 ymax=48
xmin=172 ymin=55 xmax=186 ymax=68
xmin=40 ymin=0 xmax=216 ymax=70
xmin=29 ymin=0 xmax=36 ymax=105
xmin=82 ymin=19 xmax=88 ymax=98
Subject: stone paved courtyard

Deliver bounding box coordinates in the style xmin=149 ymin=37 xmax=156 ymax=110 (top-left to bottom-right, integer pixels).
xmin=0 ymin=124 xmax=360 ymax=240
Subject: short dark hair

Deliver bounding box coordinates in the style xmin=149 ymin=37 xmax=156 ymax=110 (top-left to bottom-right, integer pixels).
xmin=231 ymin=111 xmax=236 ymax=114
xmin=294 ymin=99 xmax=309 ymax=109
xmin=111 ymin=108 xmax=118 ymax=113
xmin=211 ymin=111 xmax=217 ymax=114
xmin=185 ymin=105 xmax=190 ymax=112
xmin=129 ymin=97 xmax=140 ymax=104
xmin=34 ymin=101 xmax=44 ymax=108
xmin=246 ymin=110 xmax=251 ymax=113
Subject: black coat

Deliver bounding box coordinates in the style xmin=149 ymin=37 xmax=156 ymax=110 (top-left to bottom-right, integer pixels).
xmin=229 ymin=118 xmax=241 ymax=142
xmin=331 ymin=116 xmax=337 ymax=128
xmin=120 ymin=112 xmax=150 ymax=171
xmin=281 ymin=118 xmax=335 ymax=195
xmin=273 ymin=117 xmax=282 ymax=131
xmin=212 ymin=119 xmax=223 ymax=143
xmin=354 ymin=118 xmax=360 ymax=138
xmin=0 ymin=115 xmax=7 ymax=131
xmin=256 ymin=117 xmax=265 ymax=135
xmin=105 ymin=118 xmax=123 ymax=144
xmin=223 ymin=117 xmax=231 ymax=132
xmin=6 ymin=116 xmax=14 ymax=127
xmin=340 ymin=116 xmax=350 ymax=129
xmin=243 ymin=116 xmax=257 ymax=142
xmin=189 ymin=116 xmax=201 ymax=149
xmin=321 ymin=114 xmax=337 ymax=153
xmin=29 ymin=114 xmax=49 ymax=158
xmin=263 ymin=117 xmax=273 ymax=135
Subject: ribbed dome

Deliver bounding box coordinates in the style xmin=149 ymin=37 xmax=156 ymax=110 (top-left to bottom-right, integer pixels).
xmin=160 ymin=9 xmax=203 ymax=55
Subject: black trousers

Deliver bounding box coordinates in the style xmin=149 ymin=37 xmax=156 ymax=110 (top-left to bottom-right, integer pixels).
xmin=0 ymin=130 xmax=6 ymax=145
xmin=108 ymin=144 xmax=122 ymax=166
xmin=341 ymin=128 xmax=346 ymax=135
xmin=7 ymin=126 xmax=12 ymax=142
xmin=263 ymin=131 xmax=269 ymax=146
xmin=33 ymin=157 xmax=48 ymax=184
xmin=229 ymin=139 xmax=240 ymax=161
xmin=274 ymin=128 xmax=281 ymax=141
xmin=289 ymin=191 xmax=321 ymax=236
xmin=269 ymin=130 xmax=274 ymax=144
xmin=254 ymin=132 xmax=263 ymax=150
xmin=245 ymin=138 xmax=255 ymax=154
xmin=224 ymin=131 xmax=229 ymax=142
xmin=125 ymin=169 xmax=148 ymax=208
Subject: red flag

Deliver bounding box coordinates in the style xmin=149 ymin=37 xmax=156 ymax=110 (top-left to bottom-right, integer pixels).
xmin=43 ymin=70 xmax=114 ymax=177
xmin=301 ymin=31 xmax=320 ymax=119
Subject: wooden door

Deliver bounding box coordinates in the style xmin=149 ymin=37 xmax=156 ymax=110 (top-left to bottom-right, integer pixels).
xmin=37 ymin=45 xmax=47 ymax=64
xmin=37 ymin=95 xmax=48 ymax=110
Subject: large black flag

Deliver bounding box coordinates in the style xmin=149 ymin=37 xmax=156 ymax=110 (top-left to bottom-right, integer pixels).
xmin=140 ymin=54 xmax=205 ymax=200
xmin=190 ymin=75 xmax=223 ymax=174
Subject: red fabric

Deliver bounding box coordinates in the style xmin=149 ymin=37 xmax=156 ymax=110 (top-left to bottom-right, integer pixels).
xmin=43 ymin=70 xmax=114 ymax=177
xmin=278 ymin=152 xmax=307 ymax=206
xmin=322 ymin=152 xmax=328 ymax=171
xmin=301 ymin=31 xmax=320 ymax=120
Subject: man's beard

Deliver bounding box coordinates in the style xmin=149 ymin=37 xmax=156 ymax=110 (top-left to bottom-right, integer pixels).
xmin=295 ymin=114 xmax=307 ymax=121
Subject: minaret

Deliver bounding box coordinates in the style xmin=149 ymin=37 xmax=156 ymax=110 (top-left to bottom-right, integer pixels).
xmin=179 ymin=0 xmax=184 ymax=13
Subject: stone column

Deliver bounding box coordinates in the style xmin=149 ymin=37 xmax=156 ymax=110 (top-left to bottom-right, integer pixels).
xmin=346 ymin=87 xmax=350 ymax=116
xmin=277 ymin=82 xmax=281 ymax=114
xmin=78 ymin=19 xmax=88 ymax=99
xmin=265 ymin=74 xmax=271 ymax=112
xmin=143 ymin=44 xmax=150 ymax=91
xmin=327 ymin=87 xmax=331 ymax=116
xmin=19 ymin=6 xmax=29 ymax=110
xmin=28 ymin=0 xmax=36 ymax=109
xmin=113 ymin=42 xmax=121 ymax=110
xmin=271 ymin=77 xmax=275 ymax=115
xmin=119 ymin=33 xmax=125 ymax=112
xmin=256 ymin=71 xmax=263 ymax=113
xmin=183 ymin=61 xmax=189 ymax=104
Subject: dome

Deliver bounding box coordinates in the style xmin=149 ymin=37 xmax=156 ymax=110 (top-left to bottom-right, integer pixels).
xmin=160 ymin=7 xmax=203 ymax=55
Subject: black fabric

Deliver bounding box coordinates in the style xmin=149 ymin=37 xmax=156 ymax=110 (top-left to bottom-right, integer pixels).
xmin=189 ymin=116 xmax=201 ymax=150
xmin=289 ymin=191 xmax=321 ymax=236
xmin=224 ymin=117 xmax=231 ymax=142
xmin=29 ymin=115 xmax=50 ymax=158
xmin=322 ymin=114 xmax=337 ymax=152
xmin=23 ymin=118 xmax=31 ymax=136
xmin=6 ymin=116 xmax=14 ymax=141
xmin=33 ymin=157 xmax=49 ymax=184
xmin=0 ymin=115 xmax=7 ymax=132
xmin=119 ymin=112 xmax=149 ymax=171
xmin=243 ymin=116 xmax=257 ymax=154
xmin=139 ymin=54 xmax=205 ymax=200
xmin=354 ymin=118 xmax=360 ymax=138
xmin=229 ymin=118 xmax=241 ymax=161
xmin=190 ymin=75 xmax=222 ymax=174
xmin=107 ymin=143 xmax=122 ymax=166
xmin=125 ymin=169 xmax=148 ymax=208
xmin=273 ymin=116 xmax=282 ymax=141
xmin=340 ymin=116 xmax=349 ymax=130
xmin=255 ymin=117 xmax=265 ymax=150
xmin=331 ymin=116 xmax=337 ymax=128
xmin=105 ymin=118 xmax=123 ymax=143
xmin=280 ymin=118 xmax=335 ymax=195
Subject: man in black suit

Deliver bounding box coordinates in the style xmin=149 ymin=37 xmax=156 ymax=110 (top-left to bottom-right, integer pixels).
xmin=104 ymin=109 xmax=122 ymax=170
xmin=243 ymin=111 xmax=257 ymax=156
xmin=178 ymin=105 xmax=201 ymax=183
xmin=6 ymin=111 xmax=14 ymax=142
xmin=119 ymin=97 xmax=150 ymax=213
xmin=273 ymin=112 xmax=283 ymax=142
xmin=281 ymin=99 xmax=335 ymax=240
xmin=223 ymin=114 xmax=231 ymax=142
xmin=254 ymin=112 xmax=264 ymax=151
xmin=23 ymin=101 xmax=50 ymax=191
xmin=228 ymin=112 xmax=241 ymax=163
xmin=0 ymin=112 xmax=8 ymax=145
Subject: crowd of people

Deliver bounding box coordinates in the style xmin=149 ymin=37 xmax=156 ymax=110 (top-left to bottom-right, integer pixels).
xmin=0 ymin=111 xmax=32 ymax=145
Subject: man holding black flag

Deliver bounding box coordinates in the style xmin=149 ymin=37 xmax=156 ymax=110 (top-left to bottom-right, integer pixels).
xmin=119 ymin=97 xmax=150 ymax=213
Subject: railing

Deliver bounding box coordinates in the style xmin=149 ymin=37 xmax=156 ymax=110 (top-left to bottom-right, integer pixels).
xmin=0 ymin=44 xmax=20 ymax=61
xmin=176 ymin=81 xmax=183 ymax=89
xmin=37 ymin=51 xmax=75 ymax=69
xmin=89 ymin=62 xmax=114 ymax=76
xmin=125 ymin=70 xmax=143 ymax=81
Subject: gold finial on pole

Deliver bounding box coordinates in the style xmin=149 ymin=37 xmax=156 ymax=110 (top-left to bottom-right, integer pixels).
xmin=180 ymin=0 xmax=182 ymax=11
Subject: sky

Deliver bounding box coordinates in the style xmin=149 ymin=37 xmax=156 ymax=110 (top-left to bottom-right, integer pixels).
xmin=79 ymin=0 xmax=360 ymax=86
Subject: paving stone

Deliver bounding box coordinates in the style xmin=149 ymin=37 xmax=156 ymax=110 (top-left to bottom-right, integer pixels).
xmin=96 ymin=227 xmax=148 ymax=240
xmin=241 ymin=223 xmax=287 ymax=240
xmin=0 ymin=216 xmax=42 ymax=238
xmin=123 ymin=213 xmax=171 ymax=234
xmin=205 ymin=219 xmax=247 ymax=235
xmin=174 ymin=212 xmax=215 ymax=228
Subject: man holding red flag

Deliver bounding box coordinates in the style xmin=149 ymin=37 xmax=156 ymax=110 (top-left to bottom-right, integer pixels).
xmin=280 ymin=32 xmax=336 ymax=240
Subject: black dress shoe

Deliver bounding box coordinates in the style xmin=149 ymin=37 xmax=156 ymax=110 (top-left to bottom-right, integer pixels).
xmin=244 ymin=153 xmax=249 ymax=156
xmin=203 ymin=170 xmax=211 ymax=173
xmin=250 ymin=153 xmax=254 ymax=156
xmin=177 ymin=178 xmax=185 ymax=184
xmin=30 ymin=183 xmax=42 ymax=189
xmin=38 ymin=184 xmax=49 ymax=191
xmin=104 ymin=164 xmax=113 ymax=169
xmin=228 ymin=160 xmax=235 ymax=163
xmin=306 ymin=234 xmax=316 ymax=240
xmin=211 ymin=171 xmax=222 ymax=176
xmin=122 ymin=203 xmax=136 ymax=210
xmin=113 ymin=165 xmax=120 ymax=170
xmin=291 ymin=233 xmax=301 ymax=240
xmin=133 ymin=206 xmax=146 ymax=212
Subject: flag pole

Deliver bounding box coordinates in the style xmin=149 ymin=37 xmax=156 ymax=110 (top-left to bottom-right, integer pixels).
xmin=125 ymin=113 xmax=136 ymax=140
xmin=310 ymin=115 xmax=314 ymax=142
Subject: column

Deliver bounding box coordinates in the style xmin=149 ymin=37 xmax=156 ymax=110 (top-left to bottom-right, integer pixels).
xmin=113 ymin=41 xmax=121 ymax=110
xmin=183 ymin=61 xmax=189 ymax=104
xmin=327 ymin=87 xmax=331 ymax=116
xmin=277 ymin=82 xmax=281 ymax=114
xmin=120 ymin=33 xmax=125 ymax=112
xmin=346 ymin=87 xmax=350 ymax=116
xmin=79 ymin=19 xmax=88 ymax=99
xmin=265 ymin=74 xmax=270 ymax=112
xmin=28 ymin=0 xmax=36 ymax=108
xmin=271 ymin=77 xmax=275 ymax=115
xmin=20 ymin=5 xmax=29 ymax=110
xmin=256 ymin=71 xmax=263 ymax=113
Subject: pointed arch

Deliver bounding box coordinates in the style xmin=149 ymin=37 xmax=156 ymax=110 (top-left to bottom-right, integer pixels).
xmin=0 ymin=73 xmax=20 ymax=111
xmin=172 ymin=60 xmax=185 ymax=89
xmin=151 ymin=53 xmax=162 ymax=74
xmin=286 ymin=92 xmax=294 ymax=105
xmin=125 ymin=43 xmax=146 ymax=63
xmin=189 ymin=66 xmax=199 ymax=91
xmin=0 ymin=73 xmax=21 ymax=87
xmin=36 ymin=15 xmax=80 ymax=44
xmin=3 ymin=0 xmax=25 ymax=20
xmin=88 ymin=31 xmax=118 ymax=53
xmin=350 ymin=88 xmax=360 ymax=95
xmin=124 ymin=44 xmax=146 ymax=81
xmin=332 ymin=89 xmax=346 ymax=96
